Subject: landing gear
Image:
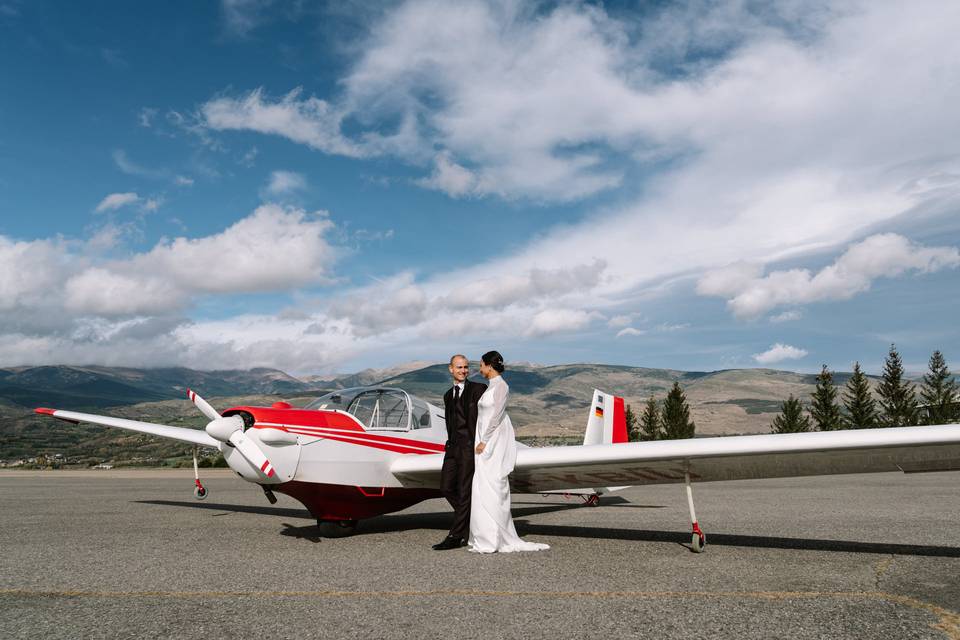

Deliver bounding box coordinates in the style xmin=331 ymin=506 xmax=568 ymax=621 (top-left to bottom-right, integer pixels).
xmin=192 ymin=447 xmax=208 ymax=500
xmin=317 ymin=519 xmax=359 ymax=538
xmin=582 ymin=494 xmax=601 ymax=507
xmin=685 ymin=471 xmax=706 ymax=553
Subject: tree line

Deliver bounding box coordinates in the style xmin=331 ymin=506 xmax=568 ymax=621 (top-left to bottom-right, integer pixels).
xmin=771 ymin=348 xmax=959 ymax=433
xmin=625 ymin=381 xmax=696 ymax=441
xmin=622 ymin=348 xmax=958 ymax=441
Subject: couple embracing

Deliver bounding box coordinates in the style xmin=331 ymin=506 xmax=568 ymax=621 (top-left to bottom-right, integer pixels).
xmin=433 ymin=351 xmax=550 ymax=553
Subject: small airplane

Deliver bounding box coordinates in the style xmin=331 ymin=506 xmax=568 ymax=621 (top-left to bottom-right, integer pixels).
xmin=35 ymin=383 xmax=960 ymax=552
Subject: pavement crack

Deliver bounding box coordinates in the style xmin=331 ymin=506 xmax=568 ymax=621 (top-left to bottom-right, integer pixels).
xmin=873 ymin=555 xmax=896 ymax=590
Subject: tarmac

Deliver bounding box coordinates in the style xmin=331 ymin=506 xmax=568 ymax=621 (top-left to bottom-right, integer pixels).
xmin=1 ymin=468 xmax=959 ymax=639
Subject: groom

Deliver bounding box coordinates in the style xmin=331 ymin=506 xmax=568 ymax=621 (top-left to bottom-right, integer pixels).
xmin=433 ymin=354 xmax=486 ymax=550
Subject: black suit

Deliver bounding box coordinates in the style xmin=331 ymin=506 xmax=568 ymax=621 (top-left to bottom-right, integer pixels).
xmin=441 ymin=379 xmax=487 ymax=539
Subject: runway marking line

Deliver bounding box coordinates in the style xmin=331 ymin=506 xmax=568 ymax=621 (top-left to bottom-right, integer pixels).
xmin=2 ymin=588 xmax=958 ymax=638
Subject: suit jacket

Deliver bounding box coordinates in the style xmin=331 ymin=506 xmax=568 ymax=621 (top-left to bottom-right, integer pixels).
xmin=443 ymin=379 xmax=487 ymax=448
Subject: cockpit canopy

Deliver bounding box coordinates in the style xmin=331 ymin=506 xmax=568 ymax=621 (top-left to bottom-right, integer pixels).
xmin=305 ymin=386 xmax=434 ymax=431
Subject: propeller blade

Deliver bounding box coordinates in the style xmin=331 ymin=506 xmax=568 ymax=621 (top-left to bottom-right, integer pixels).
xmin=228 ymin=431 xmax=277 ymax=478
xmin=187 ymin=388 xmax=220 ymax=421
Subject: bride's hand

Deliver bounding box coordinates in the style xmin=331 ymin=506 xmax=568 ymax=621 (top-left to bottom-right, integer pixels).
xmin=475 ymin=442 xmax=485 ymax=454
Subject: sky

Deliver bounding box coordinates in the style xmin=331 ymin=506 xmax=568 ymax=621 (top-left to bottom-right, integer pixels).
xmin=1 ymin=0 xmax=959 ymax=376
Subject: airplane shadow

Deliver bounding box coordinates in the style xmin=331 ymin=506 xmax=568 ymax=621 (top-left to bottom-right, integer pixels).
xmin=136 ymin=499 xmax=960 ymax=557
xmin=511 ymin=521 xmax=960 ymax=558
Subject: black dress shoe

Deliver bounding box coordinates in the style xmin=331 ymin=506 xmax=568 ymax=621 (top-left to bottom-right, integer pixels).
xmin=432 ymin=535 xmax=465 ymax=550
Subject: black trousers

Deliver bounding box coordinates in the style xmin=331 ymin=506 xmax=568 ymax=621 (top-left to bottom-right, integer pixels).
xmin=440 ymin=443 xmax=475 ymax=539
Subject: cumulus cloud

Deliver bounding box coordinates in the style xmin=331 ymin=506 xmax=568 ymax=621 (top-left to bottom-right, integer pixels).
xmin=3 ymin=205 xmax=338 ymax=320
xmin=265 ymin=170 xmax=307 ymax=195
xmin=95 ymin=192 xmax=140 ymax=213
xmin=698 ymin=234 xmax=960 ymax=319
xmin=524 ymin=308 xmax=600 ymax=337
xmin=415 ymin=152 xmax=478 ymax=197
xmin=754 ymin=343 xmax=809 ymax=365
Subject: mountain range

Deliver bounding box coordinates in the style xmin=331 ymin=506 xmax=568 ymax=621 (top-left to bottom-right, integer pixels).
xmin=0 ymin=362 xmax=880 ymax=463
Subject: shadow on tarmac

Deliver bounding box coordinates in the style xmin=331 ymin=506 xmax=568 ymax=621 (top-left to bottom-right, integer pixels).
xmin=137 ymin=498 xmax=960 ymax=557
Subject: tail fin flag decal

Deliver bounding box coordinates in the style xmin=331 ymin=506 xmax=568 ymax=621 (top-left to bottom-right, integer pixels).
xmin=583 ymin=390 xmax=629 ymax=446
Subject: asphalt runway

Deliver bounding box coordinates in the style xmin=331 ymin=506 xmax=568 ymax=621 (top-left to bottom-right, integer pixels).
xmin=1 ymin=469 xmax=959 ymax=639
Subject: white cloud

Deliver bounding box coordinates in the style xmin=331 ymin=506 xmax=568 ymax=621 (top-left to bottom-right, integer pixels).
xmin=95 ymin=192 xmax=140 ymax=213
xmin=203 ymin=87 xmax=365 ymax=157
xmin=1 ymin=205 xmax=339 ymax=320
xmin=415 ymin=152 xmax=478 ymax=197
xmin=770 ymin=310 xmax=802 ymax=323
xmin=753 ymin=343 xmax=809 ymax=365
xmin=112 ymin=149 xmax=165 ymax=178
xmin=139 ymin=108 xmax=157 ymax=128
xmin=64 ymin=269 xmax=184 ymax=315
xmin=698 ymin=234 xmax=960 ymax=319
xmin=608 ymin=313 xmax=641 ymax=328
xmin=616 ymin=327 xmax=646 ymax=338
xmin=265 ymin=170 xmax=307 ymax=195
xmin=524 ymin=309 xmax=600 ymax=338
xmin=174 ymin=175 xmax=194 ymax=186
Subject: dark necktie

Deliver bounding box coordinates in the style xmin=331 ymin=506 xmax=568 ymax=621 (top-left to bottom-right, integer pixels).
xmin=454 ymin=385 xmax=464 ymax=419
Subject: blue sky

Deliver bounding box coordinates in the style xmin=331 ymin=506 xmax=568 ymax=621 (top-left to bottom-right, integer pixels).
xmin=1 ymin=0 xmax=958 ymax=376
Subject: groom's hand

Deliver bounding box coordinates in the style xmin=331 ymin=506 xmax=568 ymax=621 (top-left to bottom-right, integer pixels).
xmin=475 ymin=442 xmax=486 ymax=454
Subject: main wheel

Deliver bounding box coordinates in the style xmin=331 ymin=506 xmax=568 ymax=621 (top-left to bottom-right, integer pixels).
xmin=317 ymin=519 xmax=359 ymax=538
xmin=691 ymin=531 xmax=706 ymax=553
xmin=583 ymin=494 xmax=601 ymax=507
xmin=194 ymin=485 xmax=208 ymax=500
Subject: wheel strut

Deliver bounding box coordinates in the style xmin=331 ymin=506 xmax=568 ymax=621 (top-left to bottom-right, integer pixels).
xmin=685 ymin=471 xmax=705 ymax=553
xmin=192 ymin=447 xmax=207 ymax=500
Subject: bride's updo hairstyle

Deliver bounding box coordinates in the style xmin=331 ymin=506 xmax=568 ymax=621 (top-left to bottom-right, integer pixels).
xmin=481 ymin=350 xmax=505 ymax=373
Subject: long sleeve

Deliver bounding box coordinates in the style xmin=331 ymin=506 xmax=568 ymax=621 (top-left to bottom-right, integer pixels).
xmin=480 ymin=378 xmax=509 ymax=442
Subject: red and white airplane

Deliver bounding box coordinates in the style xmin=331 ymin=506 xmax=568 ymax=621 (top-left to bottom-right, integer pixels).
xmin=35 ymin=384 xmax=960 ymax=552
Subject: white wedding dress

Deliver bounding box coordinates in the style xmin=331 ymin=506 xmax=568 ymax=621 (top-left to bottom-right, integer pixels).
xmin=468 ymin=375 xmax=549 ymax=553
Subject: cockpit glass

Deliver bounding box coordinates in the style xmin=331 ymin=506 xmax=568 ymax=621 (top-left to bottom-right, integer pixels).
xmin=306 ymin=387 xmax=432 ymax=431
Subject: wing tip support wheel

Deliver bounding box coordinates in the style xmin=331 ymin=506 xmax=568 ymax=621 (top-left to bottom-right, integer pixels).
xmin=317 ymin=519 xmax=359 ymax=538
xmin=691 ymin=523 xmax=706 ymax=553
xmin=194 ymin=481 xmax=208 ymax=500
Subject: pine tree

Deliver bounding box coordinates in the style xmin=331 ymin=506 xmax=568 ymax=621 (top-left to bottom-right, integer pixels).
xmin=877 ymin=344 xmax=919 ymax=427
xmin=661 ymin=382 xmax=695 ymax=439
xmin=639 ymin=395 xmax=661 ymax=441
xmin=920 ymin=350 xmax=959 ymax=424
xmin=625 ymin=404 xmax=641 ymax=442
xmin=843 ymin=362 xmax=879 ymax=428
xmin=809 ymin=364 xmax=844 ymax=431
xmin=771 ymin=395 xmax=812 ymax=433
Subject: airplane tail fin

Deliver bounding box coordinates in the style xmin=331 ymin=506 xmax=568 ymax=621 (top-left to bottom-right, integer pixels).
xmin=582 ymin=389 xmax=629 ymax=446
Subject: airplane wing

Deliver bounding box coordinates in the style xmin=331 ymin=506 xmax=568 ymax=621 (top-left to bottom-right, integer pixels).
xmin=35 ymin=408 xmax=220 ymax=448
xmin=390 ymin=424 xmax=960 ymax=492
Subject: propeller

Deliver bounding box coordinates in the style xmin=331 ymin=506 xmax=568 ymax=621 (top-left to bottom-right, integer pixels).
xmin=187 ymin=388 xmax=276 ymax=478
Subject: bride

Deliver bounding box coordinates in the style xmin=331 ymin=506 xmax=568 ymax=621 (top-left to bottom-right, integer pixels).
xmin=468 ymin=351 xmax=549 ymax=553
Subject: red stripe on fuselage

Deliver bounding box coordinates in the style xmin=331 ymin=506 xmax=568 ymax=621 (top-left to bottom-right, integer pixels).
xmin=282 ymin=428 xmax=442 ymax=455
xmin=228 ymin=406 xmax=366 ymax=432
xmin=260 ymin=424 xmax=446 ymax=452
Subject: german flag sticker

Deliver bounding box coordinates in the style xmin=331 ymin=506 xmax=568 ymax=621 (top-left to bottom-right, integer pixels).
xmin=595 ymin=406 xmax=604 ymax=418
